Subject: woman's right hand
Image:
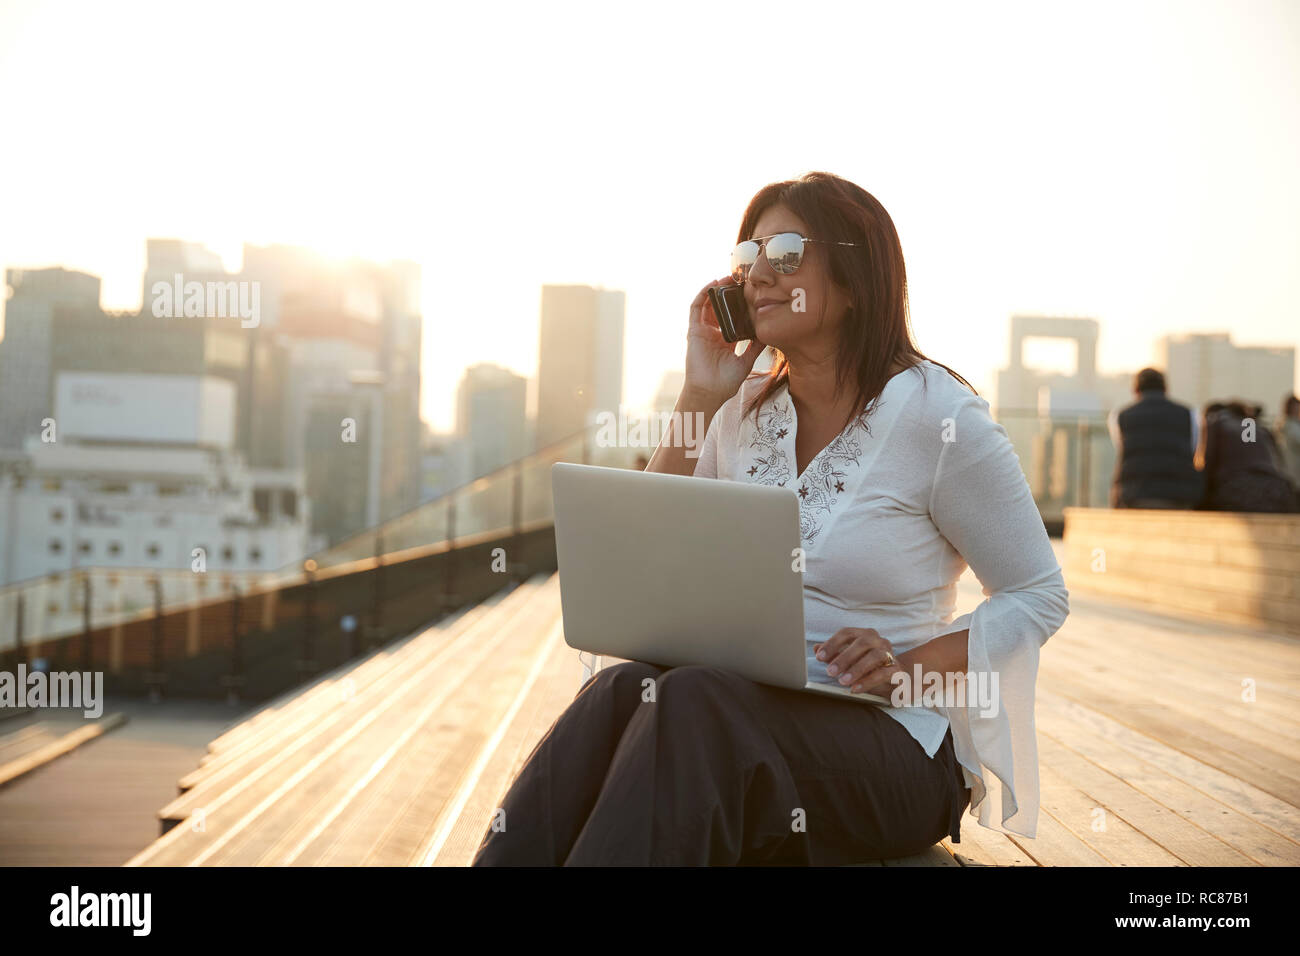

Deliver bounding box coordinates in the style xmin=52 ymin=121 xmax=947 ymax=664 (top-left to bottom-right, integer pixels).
xmin=683 ymin=277 xmax=765 ymax=407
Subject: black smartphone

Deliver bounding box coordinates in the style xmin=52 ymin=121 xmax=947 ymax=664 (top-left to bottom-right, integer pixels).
xmin=705 ymin=284 xmax=756 ymax=344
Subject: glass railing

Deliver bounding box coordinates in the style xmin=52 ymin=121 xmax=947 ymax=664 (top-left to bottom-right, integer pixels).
xmin=993 ymin=410 xmax=1115 ymax=521
xmin=0 ymin=428 xmax=599 ymax=651
xmin=277 ymin=429 xmax=601 ymax=580
xmin=0 ymin=408 xmax=1115 ymax=649
xmin=0 ymin=567 xmax=266 ymax=653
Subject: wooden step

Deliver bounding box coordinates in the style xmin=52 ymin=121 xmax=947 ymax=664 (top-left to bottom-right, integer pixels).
xmin=126 ymin=574 xmax=560 ymax=865
xmin=181 ymin=597 xmax=502 ymax=789
xmin=170 ymin=581 xmax=543 ymax=800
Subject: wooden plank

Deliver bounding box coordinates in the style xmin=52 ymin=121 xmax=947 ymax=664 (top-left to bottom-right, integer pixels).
xmin=1042 ymin=604 xmax=1300 ymax=694
xmin=942 ymin=812 xmax=1038 ymax=866
xmin=1037 ymin=689 xmax=1300 ymax=838
xmin=1064 ymin=571 xmax=1300 ymax=635
xmin=286 ymin=585 xmax=565 ymax=866
xmin=0 ymin=713 xmax=128 ymax=788
xmin=1064 ymin=508 xmax=1300 ymax=547
xmin=431 ymin=613 xmax=578 ymax=866
xmin=1060 ymin=581 xmax=1300 ymax=653
xmin=1036 ymin=735 xmax=1251 ymax=865
xmin=181 ymin=600 xmax=501 ymax=789
xmin=1033 ymin=759 xmax=1185 ymax=865
xmin=1064 ymin=528 xmax=1300 ymax=568
xmin=881 ymin=844 xmax=959 ymax=866
xmin=166 ymin=582 xmax=546 ymax=811
xmin=1071 ymin=547 xmax=1300 ymax=602
xmin=412 ymin=628 xmax=564 ymax=865
xmin=1049 ymin=589 xmax=1300 ymax=672
xmin=1038 ymin=669 xmax=1300 ymax=804
xmin=129 ymin=580 xmax=560 ymax=865
xmin=1035 ymin=703 xmax=1300 ymax=865
xmin=1005 ymin=805 xmax=1110 ymax=866
xmin=0 ymin=724 xmax=52 ymax=759
xmin=202 ymin=595 xmax=505 ymax=757
xmin=1042 ymin=635 xmax=1300 ymax=744
xmin=219 ymin=586 xmax=565 ymax=866
xmin=1042 ymin=630 xmax=1300 ymax=735
xmin=1061 ymin=511 xmax=1300 ymax=635
xmin=1064 ymin=534 xmax=1300 ymax=576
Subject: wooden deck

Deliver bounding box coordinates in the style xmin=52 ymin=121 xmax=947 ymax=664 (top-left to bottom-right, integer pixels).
xmin=124 ymin=546 xmax=1300 ymax=866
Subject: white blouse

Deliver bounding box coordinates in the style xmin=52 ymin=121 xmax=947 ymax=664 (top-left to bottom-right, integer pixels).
xmin=692 ymin=358 xmax=1070 ymax=838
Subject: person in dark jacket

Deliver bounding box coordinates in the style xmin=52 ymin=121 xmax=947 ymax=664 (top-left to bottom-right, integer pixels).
xmin=1276 ymin=394 xmax=1300 ymax=496
xmin=1108 ymin=367 xmax=1204 ymax=509
xmin=1201 ymin=398 xmax=1299 ymax=514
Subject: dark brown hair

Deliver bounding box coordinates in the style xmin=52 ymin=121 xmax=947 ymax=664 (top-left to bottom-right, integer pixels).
xmin=737 ymin=171 xmax=975 ymax=432
xmin=1134 ymin=367 xmax=1166 ymax=393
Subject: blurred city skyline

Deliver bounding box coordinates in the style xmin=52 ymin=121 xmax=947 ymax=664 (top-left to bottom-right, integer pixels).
xmin=1 ymin=0 xmax=1297 ymax=432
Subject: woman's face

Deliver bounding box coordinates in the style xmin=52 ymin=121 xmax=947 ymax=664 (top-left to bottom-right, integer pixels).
xmin=741 ymin=203 xmax=854 ymax=355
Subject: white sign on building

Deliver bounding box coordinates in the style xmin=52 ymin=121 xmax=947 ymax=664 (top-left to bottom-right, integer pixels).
xmin=54 ymin=372 xmax=236 ymax=448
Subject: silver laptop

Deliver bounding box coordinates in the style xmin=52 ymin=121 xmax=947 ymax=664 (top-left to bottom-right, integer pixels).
xmin=551 ymin=462 xmax=889 ymax=705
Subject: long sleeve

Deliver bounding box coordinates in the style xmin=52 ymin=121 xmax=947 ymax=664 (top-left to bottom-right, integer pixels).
xmin=689 ymin=400 xmax=724 ymax=480
xmin=927 ymin=393 xmax=1071 ymax=838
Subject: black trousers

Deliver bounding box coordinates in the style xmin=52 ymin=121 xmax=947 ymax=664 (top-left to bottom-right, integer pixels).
xmin=472 ymin=661 xmax=971 ymax=866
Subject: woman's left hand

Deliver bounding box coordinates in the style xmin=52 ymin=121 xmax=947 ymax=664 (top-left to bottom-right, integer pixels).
xmin=815 ymin=627 xmax=902 ymax=696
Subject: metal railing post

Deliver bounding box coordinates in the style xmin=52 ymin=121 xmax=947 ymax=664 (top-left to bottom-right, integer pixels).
xmin=81 ymin=575 xmax=92 ymax=671
xmin=443 ymin=497 xmax=458 ymax=612
xmin=370 ymin=533 xmax=385 ymax=650
xmin=301 ymin=560 xmax=318 ymax=679
xmin=512 ymin=461 xmax=523 ymax=538
xmin=1078 ymin=417 xmax=1092 ymax=508
xmin=14 ymin=592 xmax=24 ymax=665
xmin=226 ymin=586 xmax=243 ymax=705
xmin=511 ymin=461 xmax=527 ymax=581
xmin=148 ymin=576 xmax=165 ymax=702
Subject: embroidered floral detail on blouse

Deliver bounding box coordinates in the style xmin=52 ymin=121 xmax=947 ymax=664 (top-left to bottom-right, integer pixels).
xmin=746 ymin=394 xmax=880 ymax=543
xmin=745 ymin=400 xmax=794 ymax=487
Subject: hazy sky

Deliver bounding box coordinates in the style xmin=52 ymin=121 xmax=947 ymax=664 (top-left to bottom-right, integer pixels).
xmin=1 ymin=0 xmax=1296 ymax=431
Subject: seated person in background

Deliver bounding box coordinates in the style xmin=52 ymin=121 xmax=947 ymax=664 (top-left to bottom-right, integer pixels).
xmin=1201 ymin=399 xmax=1299 ymax=514
xmin=1274 ymin=394 xmax=1300 ymax=496
xmin=1107 ymin=367 xmax=1203 ymax=509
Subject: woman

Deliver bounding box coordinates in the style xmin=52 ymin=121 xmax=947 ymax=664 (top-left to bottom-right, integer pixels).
xmin=1277 ymin=394 xmax=1300 ymax=494
xmin=473 ymin=171 xmax=1070 ymax=866
xmin=1201 ymin=399 xmax=1298 ymax=513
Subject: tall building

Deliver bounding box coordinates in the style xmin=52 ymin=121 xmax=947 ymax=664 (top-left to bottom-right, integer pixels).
xmin=8 ymin=243 xmax=289 ymax=472
xmin=456 ymin=363 xmax=528 ymax=479
xmin=242 ymin=244 xmax=423 ymax=538
xmin=0 ymin=268 xmax=102 ymax=449
xmin=140 ymin=239 xmax=288 ymax=466
xmin=1 ymin=242 xmax=424 ymax=552
xmin=140 ymin=238 xmax=227 ymax=306
xmin=535 ymin=285 xmax=625 ymax=449
xmin=372 ymin=259 xmax=424 ymax=522
xmin=301 ymin=394 xmax=372 ymax=547
xmin=1159 ymin=332 xmax=1296 ymax=416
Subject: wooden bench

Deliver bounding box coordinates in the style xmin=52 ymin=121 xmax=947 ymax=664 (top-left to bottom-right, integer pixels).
xmin=1062 ymin=507 xmax=1300 ymax=635
xmin=127 ymin=576 xmax=566 ymax=864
